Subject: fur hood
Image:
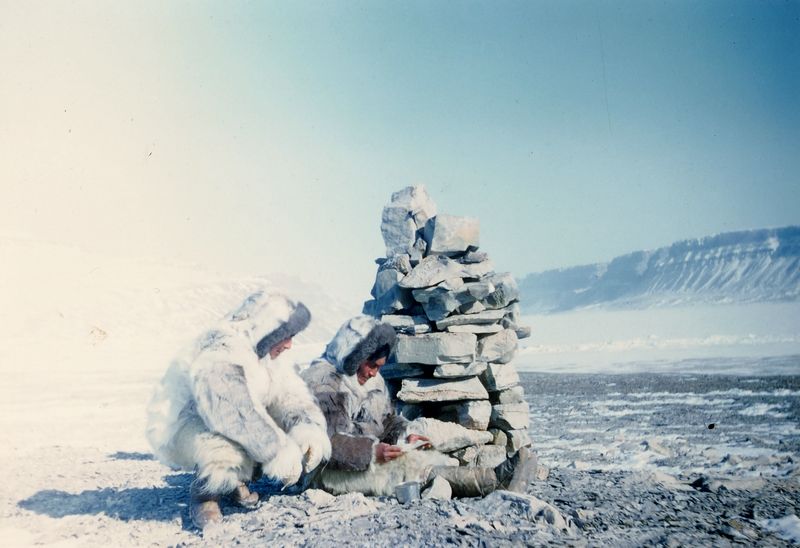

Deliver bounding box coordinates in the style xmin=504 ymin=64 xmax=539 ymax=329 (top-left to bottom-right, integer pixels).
xmin=322 ymin=315 xmax=397 ymax=375
xmin=226 ymin=290 xmax=311 ymax=358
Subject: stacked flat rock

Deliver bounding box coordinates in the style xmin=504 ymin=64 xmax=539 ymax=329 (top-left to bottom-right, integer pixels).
xmin=364 ymin=185 xmax=534 ymax=471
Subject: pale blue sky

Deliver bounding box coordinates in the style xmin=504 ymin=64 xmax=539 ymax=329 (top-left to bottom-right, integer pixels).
xmin=1 ymin=1 xmax=798 ymax=299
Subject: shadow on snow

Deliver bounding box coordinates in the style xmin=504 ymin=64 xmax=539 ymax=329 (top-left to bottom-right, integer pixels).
xmin=18 ymin=473 xmax=195 ymax=527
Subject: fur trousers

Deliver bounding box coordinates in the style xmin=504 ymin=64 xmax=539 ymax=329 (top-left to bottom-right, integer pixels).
xmin=317 ymin=449 xmax=458 ymax=496
xmin=164 ymin=413 xmax=255 ymax=497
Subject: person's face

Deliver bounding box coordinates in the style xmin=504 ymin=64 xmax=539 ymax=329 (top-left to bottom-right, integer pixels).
xmin=356 ymin=356 xmax=386 ymax=385
xmin=269 ymin=337 xmax=293 ymax=359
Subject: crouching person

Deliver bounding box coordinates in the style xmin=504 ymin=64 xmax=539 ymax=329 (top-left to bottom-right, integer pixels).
xmin=145 ymin=291 xmax=331 ymax=529
xmin=300 ymin=316 xmax=448 ymax=495
xmin=301 ymin=315 xmax=534 ymax=498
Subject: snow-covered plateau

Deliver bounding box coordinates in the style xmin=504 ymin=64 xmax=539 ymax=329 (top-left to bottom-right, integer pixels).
xmin=520 ymin=226 xmax=800 ymax=313
xmin=1 ymin=236 xmax=798 ymax=546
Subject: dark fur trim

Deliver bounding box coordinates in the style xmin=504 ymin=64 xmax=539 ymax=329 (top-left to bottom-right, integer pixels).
xmin=341 ymin=323 xmax=397 ymax=376
xmin=255 ymin=301 xmax=311 ymax=359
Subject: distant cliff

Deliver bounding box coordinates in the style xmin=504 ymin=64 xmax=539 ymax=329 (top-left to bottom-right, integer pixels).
xmin=519 ymin=226 xmax=800 ymax=313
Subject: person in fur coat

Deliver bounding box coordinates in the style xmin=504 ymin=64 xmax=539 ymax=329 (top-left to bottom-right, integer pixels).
xmin=301 ymin=315 xmax=535 ymax=498
xmin=145 ymin=291 xmax=331 ymax=528
xmin=300 ymin=315 xmax=457 ymax=496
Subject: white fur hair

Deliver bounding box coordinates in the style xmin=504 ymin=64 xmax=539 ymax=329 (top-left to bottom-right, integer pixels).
xmin=322 ymin=315 xmax=380 ymax=374
xmin=227 ymin=290 xmax=297 ymax=350
xmin=319 ymin=450 xmax=458 ymax=496
xmin=167 ymin=413 xmax=255 ymax=496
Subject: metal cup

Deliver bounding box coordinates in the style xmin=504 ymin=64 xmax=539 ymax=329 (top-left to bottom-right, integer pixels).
xmin=394 ymin=481 xmax=420 ymax=504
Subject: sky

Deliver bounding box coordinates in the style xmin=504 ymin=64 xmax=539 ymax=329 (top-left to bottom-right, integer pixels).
xmin=1 ymin=1 xmax=798 ymax=301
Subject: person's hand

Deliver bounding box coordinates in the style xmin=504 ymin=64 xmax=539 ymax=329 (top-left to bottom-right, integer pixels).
xmin=263 ymin=440 xmax=303 ymax=486
xmin=375 ymin=442 xmax=403 ymax=463
xmin=406 ymin=434 xmax=431 ymax=449
xmin=288 ymin=424 xmax=332 ymax=473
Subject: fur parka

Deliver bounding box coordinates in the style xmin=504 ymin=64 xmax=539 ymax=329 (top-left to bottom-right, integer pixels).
xmin=301 ymin=316 xmax=406 ymax=471
xmin=301 ymin=316 xmax=458 ymax=496
xmin=146 ymin=291 xmax=331 ymax=486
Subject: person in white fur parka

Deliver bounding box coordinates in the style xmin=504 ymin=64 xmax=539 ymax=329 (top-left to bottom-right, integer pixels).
xmin=145 ymin=291 xmax=331 ymax=529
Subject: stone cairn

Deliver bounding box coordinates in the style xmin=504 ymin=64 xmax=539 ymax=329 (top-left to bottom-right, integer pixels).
xmin=363 ymin=185 xmax=533 ymax=472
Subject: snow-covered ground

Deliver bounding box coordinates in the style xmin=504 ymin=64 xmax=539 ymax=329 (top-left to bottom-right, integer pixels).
xmin=518 ymin=304 xmax=800 ymax=374
xmin=1 ymin=237 xmax=798 ymax=545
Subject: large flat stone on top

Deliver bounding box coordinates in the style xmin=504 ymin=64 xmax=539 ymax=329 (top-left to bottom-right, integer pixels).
xmin=407 ymin=417 xmax=494 ymax=452
xmin=394 ymin=332 xmax=476 ymax=364
xmin=397 ymin=376 xmax=489 ymax=403
xmin=423 ymin=214 xmax=480 ymax=255
xmin=480 ymin=362 xmax=521 ymax=392
xmin=477 ymin=329 xmax=518 ymax=364
xmin=381 ymin=185 xmax=437 ymax=259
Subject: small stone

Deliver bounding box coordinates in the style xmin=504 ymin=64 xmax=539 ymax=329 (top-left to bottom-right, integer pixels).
xmin=423 ymin=214 xmax=480 ymax=256
xmin=477 ymin=329 xmax=518 ymax=364
xmin=380 ymin=314 xmax=431 ymax=335
xmin=400 ymin=255 xmax=465 ymax=289
xmin=534 ymin=464 xmax=550 ymax=481
xmin=476 ymin=491 xmax=574 ymax=533
xmin=481 ymin=272 xmax=519 ymax=309
xmin=370 ymin=267 xmax=414 ymax=315
xmin=439 ymin=400 xmax=492 ymax=430
xmin=514 ymin=326 xmax=532 ymax=339
xmin=422 ymin=476 xmax=452 ymax=501
xmin=489 ymin=428 xmax=508 ymax=447
xmin=459 ymin=301 xmax=486 ymax=315
xmin=407 ymin=417 xmax=494 ymax=452
xmin=397 ymin=376 xmax=489 ymax=403
xmin=475 ymin=444 xmax=507 ymax=467
xmin=412 ymin=287 xmax=468 ymax=321
xmin=490 ymin=385 xmax=525 ymax=404
xmin=506 ymin=429 xmax=532 ymax=454
xmin=461 ymin=259 xmax=494 ymax=280
xmin=381 ymin=185 xmax=437 ymax=259
xmin=480 ymin=363 xmax=521 ymax=392
xmin=381 ymin=254 xmax=413 ymax=275
xmin=460 ymin=250 xmax=489 ymax=264
xmin=433 ymin=360 xmax=488 ymax=378
xmin=394 ymin=332 xmax=477 ymax=365
xmin=491 ymin=403 xmax=530 ymax=430
xmin=452 ymin=445 xmax=478 ymax=466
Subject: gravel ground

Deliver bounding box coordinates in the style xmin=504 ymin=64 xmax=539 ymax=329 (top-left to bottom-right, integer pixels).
xmin=3 ymin=372 xmax=799 ymax=546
